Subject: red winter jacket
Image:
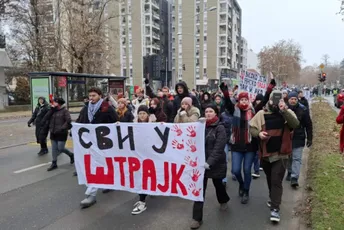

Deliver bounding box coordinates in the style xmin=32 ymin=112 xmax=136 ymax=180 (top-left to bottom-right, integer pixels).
xmin=336 ymin=106 xmax=344 ymax=152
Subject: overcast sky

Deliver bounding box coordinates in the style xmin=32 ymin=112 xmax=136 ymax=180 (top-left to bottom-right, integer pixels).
xmin=238 ymin=0 xmax=344 ymax=67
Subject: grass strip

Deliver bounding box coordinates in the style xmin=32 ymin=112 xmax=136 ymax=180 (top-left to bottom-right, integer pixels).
xmin=308 ymin=101 xmax=344 ymax=230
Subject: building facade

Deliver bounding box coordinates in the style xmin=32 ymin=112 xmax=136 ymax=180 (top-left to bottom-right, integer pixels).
xmin=115 ymin=0 xmax=171 ymax=87
xmin=171 ymin=0 xmax=243 ymax=90
xmin=241 ymin=37 xmax=248 ymax=70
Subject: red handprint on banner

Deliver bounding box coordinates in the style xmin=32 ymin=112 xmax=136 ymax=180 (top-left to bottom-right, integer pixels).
xmin=172 ymin=139 xmax=184 ymax=150
xmin=171 ymin=125 xmax=183 ymax=136
xmin=188 ymin=183 xmax=202 ymax=197
xmin=187 ymin=126 xmax=197 ymax=137
xmin=191 ymin=169 xmax=201 ymax=182
xmin=186 ymin=139 xmax=197 ymax=153
xmin=184 ymin=156 xmax=198 ymax=167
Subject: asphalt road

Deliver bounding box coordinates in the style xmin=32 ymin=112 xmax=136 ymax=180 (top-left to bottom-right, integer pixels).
xmin=0 ymin=142 xmax=305 ymax=230
xmin=324 ymin=95 xmax=340 ymax=113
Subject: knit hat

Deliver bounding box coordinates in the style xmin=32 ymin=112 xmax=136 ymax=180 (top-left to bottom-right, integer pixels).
xmin=288 ymin=91 xmax=298 ymax=99
xmin=137 ymin=105 xmax=149 ymax=114
xmin=117 ymin=98 xmax=127 ymax=105
xmin=53 ymin=97 xmax=65 ymax=105
xmin=205 ymin=104 xmax=219 ymax=116
xmin=181 ymin=97 xmax=192 ymax=107
xmin=255 ymin=94 xmax=264 ymax=101
xmin=238 ymin=92 xmax=249 ymax=101
xmin=282 ymin=90 xmax=288 ymax=94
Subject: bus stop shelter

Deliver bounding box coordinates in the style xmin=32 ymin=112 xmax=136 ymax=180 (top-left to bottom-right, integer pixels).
xmin=28 ymin=72 xmax=127 ymax=112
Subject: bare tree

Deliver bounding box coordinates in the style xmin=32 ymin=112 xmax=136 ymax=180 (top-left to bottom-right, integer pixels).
xmin=58 ymin=0 xmax=120 ymax=74
xmin=258 ymin=39 xmax=302 ymax=84
xmin=321 ymin=54 xmax=330 ymax=66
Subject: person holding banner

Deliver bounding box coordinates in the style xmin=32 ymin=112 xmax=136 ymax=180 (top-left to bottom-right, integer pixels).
xmin=220 ymin=82 xmax=258 ymax=205
xmin=76 ymin=87 xmax=119 ymax=209
xmin=191 ymin=104 xmax=230 ymax=229
xmin=131 ymin=105 xmax=156 ymax=215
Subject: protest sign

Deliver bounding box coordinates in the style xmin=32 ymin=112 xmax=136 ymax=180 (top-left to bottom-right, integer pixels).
xmin=239 ymin=70 xmax=267 ymax=101
xmin=71 ymin=122 xmax=206 ymax=202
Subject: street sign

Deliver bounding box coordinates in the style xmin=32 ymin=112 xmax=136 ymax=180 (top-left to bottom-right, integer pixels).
xmin=319 ymin=64 xmax=325 ymax=69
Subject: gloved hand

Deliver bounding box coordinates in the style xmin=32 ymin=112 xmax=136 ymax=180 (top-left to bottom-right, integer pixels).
xmin=219 ymin=82 xmax=228 ymax=92
xmin=144 ymin=78 xmax=149 ymax=85
xmin=28 ymin=122 xmax=31 ymax=127
xmin=204 ymin=163 xmax=210 ymax=170
xmin=179 ymin=111 xmax=187 ymax=116
xmin=306 ymin=140 xmax=312 ymax=148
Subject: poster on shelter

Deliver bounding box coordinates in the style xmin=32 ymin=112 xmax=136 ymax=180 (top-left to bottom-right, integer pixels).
xmin=31 ymin=78 xmax=50 ymax=112
xmin=239 ymin=70 xmax=267 ymax=101
xmin=72 ymin=122 xmax=206 ymax=202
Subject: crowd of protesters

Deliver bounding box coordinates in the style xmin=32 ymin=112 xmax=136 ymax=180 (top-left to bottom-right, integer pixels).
xmin=28 ymin=77 xmax=313 ymax=229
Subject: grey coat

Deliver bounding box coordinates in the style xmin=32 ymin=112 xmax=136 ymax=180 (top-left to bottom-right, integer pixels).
xmin=205 ymin=120 xmax=227 ymax=179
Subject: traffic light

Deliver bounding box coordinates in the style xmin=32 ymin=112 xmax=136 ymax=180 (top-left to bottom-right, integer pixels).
xmin=318 ymin=73 xmax=322 ymax=82
xmin=322 ymin=72 xmax=326 ymax=82
xmin=318 ymin=72 xmax=326 ymax=82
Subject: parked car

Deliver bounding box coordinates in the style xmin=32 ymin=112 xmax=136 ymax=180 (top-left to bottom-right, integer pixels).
xmin=334 ymin=89 xmax=344 ymax=108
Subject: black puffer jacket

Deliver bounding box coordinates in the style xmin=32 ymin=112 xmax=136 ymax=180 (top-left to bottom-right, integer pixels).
xmin=28 ymin=97 xmax=50 ymax=142
xmin=290 ymin=103 xmax=313 ymax=148
xmin=145 ymin=85 xmax=174 ymax=122
xmin=172 ymin=81 xmax=200 ymax=119
xmin=205 ymin=120 xmax=227 ymax=179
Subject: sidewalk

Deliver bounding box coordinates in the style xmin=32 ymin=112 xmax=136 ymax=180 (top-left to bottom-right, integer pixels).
xmin=0 ymin=111 xmax=32 ymax=120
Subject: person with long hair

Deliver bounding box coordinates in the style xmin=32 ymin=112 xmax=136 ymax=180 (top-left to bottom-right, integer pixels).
xmin=220 ymin=82 xmax=258 ymax=204
xmin=116 ymin=98 xmax=134 ymax=122
xmin=131 ymin=105 xmax=156 ymax=215
xmin=190 ymin=104 xmax=230 ymax=229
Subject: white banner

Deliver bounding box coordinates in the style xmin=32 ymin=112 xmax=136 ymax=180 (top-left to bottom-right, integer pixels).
xmin=239 ymin=70 xmax=267 ymax=101
xmin=71 ymin=122 xmax=206 ymax=202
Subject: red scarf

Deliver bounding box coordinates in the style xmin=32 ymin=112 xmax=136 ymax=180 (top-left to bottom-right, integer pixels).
xmin=206 ymin=116 xmax=219 ymax=127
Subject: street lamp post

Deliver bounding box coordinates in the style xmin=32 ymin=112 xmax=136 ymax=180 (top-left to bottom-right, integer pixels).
xmin=176 ymin=6 xmax=217 ymax=89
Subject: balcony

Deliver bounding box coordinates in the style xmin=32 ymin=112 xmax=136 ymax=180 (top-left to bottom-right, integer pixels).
xmin=219 ymin=40 xmax=227 ymax=46
xmin=219 ymin=29 xmax=226 ymax=35
xmin=152 ymin=43 xmax=160 ymax=50
xmin=152 ymin=11 xmax=160 ymax=20
xmin=152 ymin=22 xmax=160 ymax=30
xmin=220 ymin=18 xmax=226 ymax=25
xmin=152 ymin=32 xmax=160 ymax=40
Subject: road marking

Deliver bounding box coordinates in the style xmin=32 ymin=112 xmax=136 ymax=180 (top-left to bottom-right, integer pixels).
xmin=14 ymin=162 xmax=51 ymax=174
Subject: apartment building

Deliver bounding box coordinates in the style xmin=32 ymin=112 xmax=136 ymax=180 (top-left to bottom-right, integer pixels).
xmin=172 ymin=0 xmax=243 ymax=90
xmin=115 ymin=0 xmax=171 ymax=87
xmin=241 ymin=37 xmax=248 ymax=70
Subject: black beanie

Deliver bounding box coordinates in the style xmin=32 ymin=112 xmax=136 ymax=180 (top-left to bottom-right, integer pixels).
xmin=137 ymin=105 xmax=149 ymax=115
xmin=205 ymin=104 xmax=219 ymax=116
xmin=255 ymin=94 xmax=264 ymax=101
xmin=54 ymin=97 xmax=65 ymax=105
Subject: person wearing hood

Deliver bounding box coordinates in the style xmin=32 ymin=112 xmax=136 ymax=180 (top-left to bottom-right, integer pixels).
xmin=28 ymin=97 xmax=50 ymax=156
xmin=174 ymin=97 xmax=200 ymax=123
xmin=219 ymin=82 xmax=258 ymax=205
xmin=249 ymin=90 xmax=300 ymax=223
xmin=144 ymin=78 xmax=174 ymax=122
xmin=40 ymin=98 xmax=74 ymax=171
xmin=286 ymin=91 xmax=313 ymax=187
xmin=172 ymin=81 xmax=200 ymax=119
xmin=200 ymin=92 xmax=213 ymax=117
xmin=190 ymin=104 xmax=230 ymax=229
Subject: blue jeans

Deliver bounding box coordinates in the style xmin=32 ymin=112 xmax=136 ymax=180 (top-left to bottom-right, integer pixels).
xmin=288 ymin=147 xmax=304 ymax=179
xmin=252 ymin=152 xmax=260 ymax=173
xmin=232 ymin=151 xmax=256 ymax=191
xmin=222 ymin=144 xmax=230 ymax=183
